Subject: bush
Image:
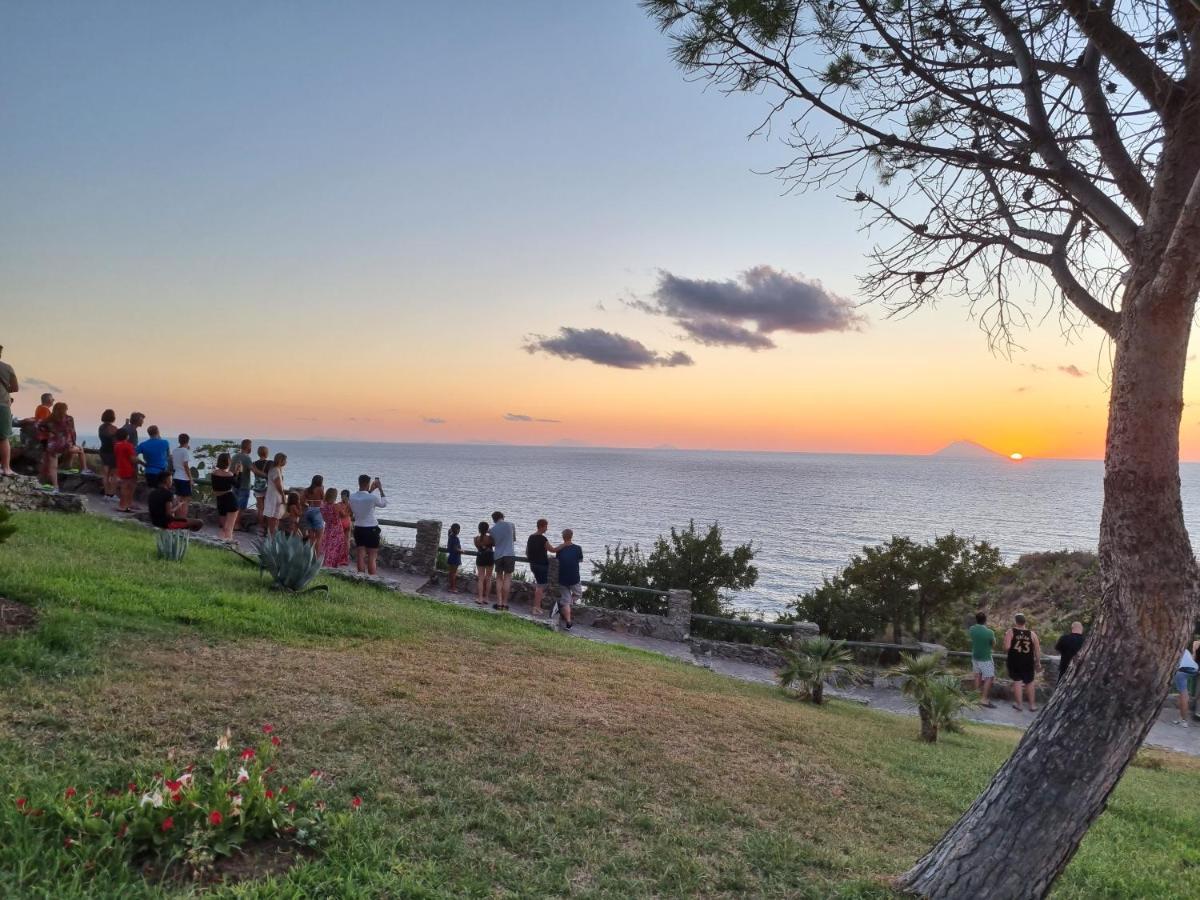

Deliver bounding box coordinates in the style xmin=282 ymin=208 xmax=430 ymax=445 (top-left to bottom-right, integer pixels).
xmin=9 ymin=725 xmax=351 ymax=880
xmin=778 ymin=637 xmax=863 ymax=705
xmin=255 ymin=533 xmax=326 ymax=593
xmin=888 ymin=654 xmax=975 ymax=743
xmin=0 ymin=505 xmax=15 ymax=545
xmin=588 ymin=521 xmax=756 ymax=616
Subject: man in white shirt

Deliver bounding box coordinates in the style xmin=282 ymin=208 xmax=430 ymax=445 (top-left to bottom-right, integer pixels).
xmin=488 ymin=510 xmax=517 ymax=611
xmin=349 ymin=474 xmax=387 ymax=575
xmin=171 ymin=434 xmax=193 ymax=516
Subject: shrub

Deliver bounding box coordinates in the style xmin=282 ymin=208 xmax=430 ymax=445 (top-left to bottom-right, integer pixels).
xmin=156 ymin=530 xmax=188 ymax=561
xmin=255 ymin=533 xmax=326 ymax=593
xmin=888 ymin=653 xmax=976 ymax=743
xmin=10 ymin=725 xmax=351 ymax=880
xmin=0 ymin=504 xmax=15 ymax=545
xmin=779 ymin=636 xmax=863 ymax=705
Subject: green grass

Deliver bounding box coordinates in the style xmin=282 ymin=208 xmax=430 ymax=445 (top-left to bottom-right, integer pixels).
xmin=1 ymin=511 xmax=1199 ymax=897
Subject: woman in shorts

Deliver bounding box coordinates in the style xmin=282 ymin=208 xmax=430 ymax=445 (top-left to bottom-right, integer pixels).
xmin=473 ymin=521 xmax=494 ymax=606
xmin=301 ymin=475 xmax=326 ymax=547
xmin=210 ymin=453 xmax=239 ymax=542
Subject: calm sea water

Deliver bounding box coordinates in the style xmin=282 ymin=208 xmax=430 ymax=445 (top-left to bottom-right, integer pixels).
xmin=244 ymin=441 xmax=1200 ymax=617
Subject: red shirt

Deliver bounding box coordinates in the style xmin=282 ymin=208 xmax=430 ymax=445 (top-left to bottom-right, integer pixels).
xmin=114 ymin=440 xmax=136 ymax=479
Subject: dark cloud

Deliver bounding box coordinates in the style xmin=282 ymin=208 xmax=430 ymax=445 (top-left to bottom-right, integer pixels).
xmin=637 ymin=266 xmax=862 ymax=349
xmin=20 ymin=377 xmax=63 ymax=394
xmin=524 ymin=327 xmax=694 ymax=370
xmin=421 ymin=417 xmax=446 ymax=425
xmin=1058 ymin=365 xmax=1087 ymax=378
xmin=504 ymin=412 xmax=562 ymax=423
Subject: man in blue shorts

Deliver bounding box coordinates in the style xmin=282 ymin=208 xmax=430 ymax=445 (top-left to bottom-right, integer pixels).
xmin=526 ymin=518 xmax=554 ymax=615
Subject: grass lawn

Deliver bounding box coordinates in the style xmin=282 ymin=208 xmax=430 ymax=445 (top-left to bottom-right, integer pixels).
xmin=1 ymin=511 xmax=1199 ymax=898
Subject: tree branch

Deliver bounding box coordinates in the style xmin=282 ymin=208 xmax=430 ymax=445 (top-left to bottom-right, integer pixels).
xmin=1077 ymin=44 xmax=1153 ymax=217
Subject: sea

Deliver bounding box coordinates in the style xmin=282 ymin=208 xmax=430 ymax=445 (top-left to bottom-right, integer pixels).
xmin=234 ymin=441 xmax=1200 ymax=618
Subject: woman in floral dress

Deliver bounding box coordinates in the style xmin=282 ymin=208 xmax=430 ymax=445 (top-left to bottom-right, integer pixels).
xmin=320 ymin=487 xmax=349 ymax=567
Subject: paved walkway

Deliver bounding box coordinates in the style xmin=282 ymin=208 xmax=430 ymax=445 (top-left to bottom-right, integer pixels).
xmin=83 ymin=493 xmax=1200 ymax=757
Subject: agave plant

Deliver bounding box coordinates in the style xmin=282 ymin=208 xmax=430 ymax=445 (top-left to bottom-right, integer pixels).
xmin=156 ymin=529 xmax=189 ymax=562
xmin=778 ymin=636 xmax=862 ymax=705
xmin=254 ymin=532 xmax=326 ymax=593
xmin=888 ymin=653 xmax=976 ymax=743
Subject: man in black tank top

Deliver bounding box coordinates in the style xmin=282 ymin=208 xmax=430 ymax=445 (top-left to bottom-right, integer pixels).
xmin=1005 ymin=613 xmax=1042 ymax=712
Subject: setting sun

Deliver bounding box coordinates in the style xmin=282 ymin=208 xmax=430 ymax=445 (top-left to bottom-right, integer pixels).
xmin=1010 ymin=452 xmax=1024 ymax=461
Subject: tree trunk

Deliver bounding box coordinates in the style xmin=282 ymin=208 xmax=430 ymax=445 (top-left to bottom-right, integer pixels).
xmin=897 ymin=274 xmax=1200 ymax=898
xmin=811 ymin=681 xmax=825 ymax=705
xmin=918 ymin=707 xmax=937 ymax=743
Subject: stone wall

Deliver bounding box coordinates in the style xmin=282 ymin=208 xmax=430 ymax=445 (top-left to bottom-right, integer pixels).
xmin=689 ymin=621 xmax=820 ymax=669
xmin=0 ymin=475 xmax=85 ymax=513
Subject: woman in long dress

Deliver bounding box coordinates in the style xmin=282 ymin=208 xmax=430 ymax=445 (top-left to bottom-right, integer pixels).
xmin=320 ymin=488 xmax=349 ymax=567
xmin=262 ymin=452 xmax=287 ymax=536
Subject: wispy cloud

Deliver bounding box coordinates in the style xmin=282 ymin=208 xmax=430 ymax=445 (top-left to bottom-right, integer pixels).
xmin=20 ymin=377 xmax=63 ymax=394
xmin=1015 ymin=386 xmax=1030 ymax=393
xmin=504 ymin=412 xmax=562 ymax=424
xmin=524 ymin=327 xmax=694 ymax=370
xmin=421 ymin=416 xmax=446 ymax=425
xmin=632 ymin=265 xmax=863 ymax=349
xmin=1058 ymin=364 xmax=1087 ymax=378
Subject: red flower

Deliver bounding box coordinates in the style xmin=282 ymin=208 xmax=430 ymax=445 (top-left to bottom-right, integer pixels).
xmin=15 ymin=797 xmax=27 ymax=810
xmin=280 ymin=786 xmax=288 ymax=794
xmin=240 ymin=748 xmax=255 ymax=761
xmin=264 ymin=789 xmax=275 ymax=800
xmin=64 ymin=837 xmax=75 ymax=848
xmin=164 ymin=779 xmax=181 ymax=792
xmin=64 ymin=787 xmax=77 ymax=799
xmin=127 ymin=782 xmax=138 ymax=794
xmin=184 ymin=764 xmax=195 ymax=774
xmin=262 ymin=723 xmax=274 ymax=734
xmin=287 ymin=802 xmax=296 ymax=813
xmin=310 ymin=769 xmax=323 ymax=780
xmin=170 ymin=792 xmax=183 ymax=804
xmin=161 ymin=817 xmax=174 ymax=832
xmin=271 ymin=735 xmax=281 ymax=747
xmin=351 ymin=796 xmax=363 ymax=810
xmin=208 ymin=810 xmax=223 ymax=827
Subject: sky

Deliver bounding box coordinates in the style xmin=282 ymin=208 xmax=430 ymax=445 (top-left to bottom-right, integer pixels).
xmin=0 ymin=1 xmax=1183 ymax=460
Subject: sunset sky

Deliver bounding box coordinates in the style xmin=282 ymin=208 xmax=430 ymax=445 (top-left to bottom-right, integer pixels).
xmin=3 ymin=2 xmax=1187 ymax=460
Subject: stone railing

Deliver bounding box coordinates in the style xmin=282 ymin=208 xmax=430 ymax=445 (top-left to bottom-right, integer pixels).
xmin=0 ymin=475 xmax=85 ymax=514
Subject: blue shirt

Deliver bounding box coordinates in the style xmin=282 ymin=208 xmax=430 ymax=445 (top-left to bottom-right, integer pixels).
xmin=447 ymin=534 xmax=462 ymax=566
xmin=138 ymin=437 xmax=170 ymax=474
xmin=489 ymin=520 xmax=516 ymax=558
xmin=557 ymin=544 xmax=583 ymax=586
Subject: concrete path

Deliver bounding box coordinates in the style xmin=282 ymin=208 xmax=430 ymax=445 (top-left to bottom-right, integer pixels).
xmin=82 ymin=493 xmax=1200 ymax=757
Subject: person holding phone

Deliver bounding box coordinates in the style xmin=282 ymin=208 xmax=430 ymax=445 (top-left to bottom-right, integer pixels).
xmin=348 ymin=474 xmax=387 ymax=575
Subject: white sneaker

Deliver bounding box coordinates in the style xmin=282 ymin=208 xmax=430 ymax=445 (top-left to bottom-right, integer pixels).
xmin=1173 ymin=719 xmax=1190 ymax=727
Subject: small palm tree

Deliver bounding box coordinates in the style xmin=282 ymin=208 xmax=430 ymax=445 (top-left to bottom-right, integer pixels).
xmin=889 ymin=653 xmax=976 ymax=742
xmin=779 ymin=636 xmax=863 ymax=704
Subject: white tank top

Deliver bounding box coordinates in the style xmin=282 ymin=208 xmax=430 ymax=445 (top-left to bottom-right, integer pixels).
xmin=1180 ymin=648 xmax=1197 ymax=671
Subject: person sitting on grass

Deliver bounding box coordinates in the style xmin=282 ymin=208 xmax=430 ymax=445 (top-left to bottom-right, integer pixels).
xmin=445 ymin=523 xmax=462 ymax=593
xmin=147 ymin=473 xmax=202 ymax=531
xmin=552 ymin=528 xmax=584 ymax=630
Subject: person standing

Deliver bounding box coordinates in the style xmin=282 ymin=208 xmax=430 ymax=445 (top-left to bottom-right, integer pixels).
xmin=113 ymin=429 xmax=138 ymax=512
xmin=116 ymin=411 xmax=145 ymax=447
xmin=320 ymin=488 xmax=349 ymax=567
xmin=348 ymin=475 xmax=387 ymax=574
xmin=301 ymin=475 xmax=326 ymax=546
xmin=232 ymin=439 xmax=254 ymax=524
xmin=171 ymin=434 xmax=193 ymax=516
xmin=968 ymin=612 xmax=997 ymax=708
xmin=251 ymin=446 xmax=271 ymax=534
xmin=338 ymin=489 xmax=353 ymax=565
xmin=1174 ymin=644 xmax=1199 ymax=727
xmin=1004 ymin=613 xmax=1042 ymax=712
xmin=98 ymin=409 xmax=120 ymax=500
xmin=473 ymin=521 xmax=495 ymax=606
xmin=552 ymin=528 xmax=584 ymax=630
xmin=1054 ymin=622 xmax=1086 ymax=679
xmin=262 ymin=452 xmax=288 ymax=536
xmin=137 ymin=426 xmax=171 ymax=489
xmin=488 ymin=511 xmax=516 ymax=611
xmin=210 ymin=453 xmax=239 ymax=542
xmin=0 ymin=345 xmax=17 ymax=476
xmin=526 ymin=518 xmax=554 ymax=616
xmin=446 ymin=523 xmax=463 ymax=593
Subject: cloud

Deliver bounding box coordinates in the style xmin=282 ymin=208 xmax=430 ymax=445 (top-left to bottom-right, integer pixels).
xmin=636 ymin=265 xmax=862 ymax=349
xmin=504 ymin=412 xmax=562 ymax=424
xmin=524 ymin=327 xmax=694 ymax=370
xmin=1024 ymin=364 xmax=1047 ymax=373
xmin=20 ymin=377 xmax=63 ymax=394
xmin=1058 ymin=365 xmax=1087 ymax=378
xmin=421 ymin=417 xmax=446 ymax=425
xmin=1015 ymin=386 xmax=1030 ymax=393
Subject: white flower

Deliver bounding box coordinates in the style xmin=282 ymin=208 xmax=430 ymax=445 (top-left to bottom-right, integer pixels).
xmin=178 ymin=773 xmax=193 ymax=786
xmin=214 ymin=729 xmax=231 ymax=751
xmin=231 ymin=794 xmax=242 ymax=808
xmin=236 ymin=767 xmax=249 ymax=784
xmin=140 ymin=791 xmax=164 ymax=808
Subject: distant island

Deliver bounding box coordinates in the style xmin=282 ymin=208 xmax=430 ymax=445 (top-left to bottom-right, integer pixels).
xmin=932 ymin=440 xmax=1006 ymax=459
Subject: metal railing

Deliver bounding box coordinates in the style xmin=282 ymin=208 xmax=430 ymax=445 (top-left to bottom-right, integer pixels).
xmin=690 ymin=613 xmax=800 ymax=633
xmin=439 ymin=546 xmax=668 ymax=598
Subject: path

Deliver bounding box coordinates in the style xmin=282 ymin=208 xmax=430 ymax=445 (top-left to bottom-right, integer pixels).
xmin=83 ymin=494 xmax=1200 ymax=757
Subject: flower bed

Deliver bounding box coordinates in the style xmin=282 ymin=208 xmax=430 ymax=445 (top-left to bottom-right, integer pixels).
xmin=11 ymin=724 xmax=359 ymax=883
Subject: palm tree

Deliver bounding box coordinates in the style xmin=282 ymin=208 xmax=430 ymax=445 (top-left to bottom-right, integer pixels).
xmin=779 ymin=636 xmax=862 ymax=704
xmin=888 ymin=653 xmax=975 ymax=742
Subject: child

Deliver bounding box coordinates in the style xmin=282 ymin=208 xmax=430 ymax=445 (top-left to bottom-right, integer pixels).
xmin=338 ymin=489 xmax=353 ymax=565
xmin=113 ymin=431 xmax=137 ymax=512
xmin=553 ymin=528 xmax=584 ymax=630
xmin=446 ymin=523 xmax=462 ymax=593
xmin=281 ymin=492 xmax=302 ymax=537
xmin=251 ymin=446 xmax=271 ymax=535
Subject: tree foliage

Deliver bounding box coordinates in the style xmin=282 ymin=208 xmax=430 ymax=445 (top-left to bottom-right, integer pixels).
xmin=589 ymin=520 xmax=757 ymax=616
xmin=779 ymin=636 xmax=863 ymax=704
xmin=889 ymin=652 xmax=976 ymax=742
xmin=791 ymin=533 xmax=1001 ymax=643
